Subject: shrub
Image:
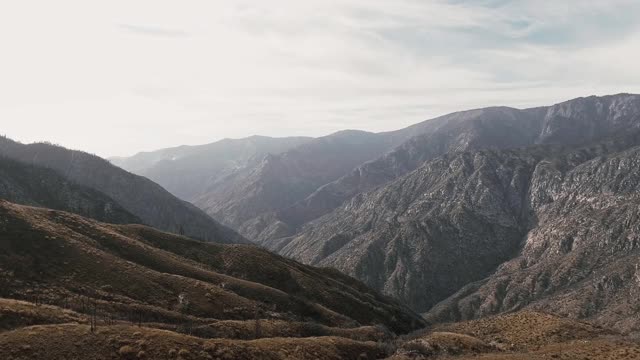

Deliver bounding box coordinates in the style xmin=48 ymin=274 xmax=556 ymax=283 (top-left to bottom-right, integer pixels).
xmin=119 ymin=345 xmax=137 ymax=359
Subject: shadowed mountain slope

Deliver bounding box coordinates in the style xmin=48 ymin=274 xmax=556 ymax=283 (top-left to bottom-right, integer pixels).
xmin=0 ymin=136 xmax=247 ymax=244
xmin=0 ymin=156 xmax=139 ymax=224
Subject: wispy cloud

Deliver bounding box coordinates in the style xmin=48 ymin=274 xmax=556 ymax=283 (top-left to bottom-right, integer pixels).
xmin=118 ymin=24 xmax=189 ymax=38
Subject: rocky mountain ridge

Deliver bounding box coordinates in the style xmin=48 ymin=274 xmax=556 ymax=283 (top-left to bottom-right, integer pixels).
xmin=281 ymin=129 xmax=640 ymax=332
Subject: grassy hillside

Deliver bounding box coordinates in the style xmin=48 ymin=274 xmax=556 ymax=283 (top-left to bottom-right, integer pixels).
xmin=389 ymin=311 xmax=640 ymax=359
xmin=0 ymin=200 xmax=424 ymax=336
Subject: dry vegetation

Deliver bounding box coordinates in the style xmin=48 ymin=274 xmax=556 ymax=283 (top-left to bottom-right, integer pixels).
xmin=0 ymin=323 xmax=386 ymax=360
xmin=1 ymin=200 xmax=639 ymax=359
xmin=0 ymin=200 xmax=422 ymax=359
xmin=388 ymin=311 xmax=640 ymax=359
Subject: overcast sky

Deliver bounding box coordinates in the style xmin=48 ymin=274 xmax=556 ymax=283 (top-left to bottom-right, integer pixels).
xmin=2 ymin=0 xmax=640 ymax=157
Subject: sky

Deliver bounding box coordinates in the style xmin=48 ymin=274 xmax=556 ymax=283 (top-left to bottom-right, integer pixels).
xmin=1 ymin=0 xmax=640 ymax=157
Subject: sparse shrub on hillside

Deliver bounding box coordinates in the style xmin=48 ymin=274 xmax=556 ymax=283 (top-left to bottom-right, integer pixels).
xmin=118 ymin=345 xmax=137 ymax=359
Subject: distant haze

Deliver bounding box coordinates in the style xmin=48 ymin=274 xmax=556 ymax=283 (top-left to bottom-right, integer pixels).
xmin=2 ymin=0 xmax=640 ymax=157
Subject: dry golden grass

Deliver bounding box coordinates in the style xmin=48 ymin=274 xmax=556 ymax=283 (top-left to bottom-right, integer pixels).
xmin=452 ymin=339 xmax=640 ymax=360
xmin=192 ymin=319 xmax=389 ymax=341
xmin=388 ymin=311 xmax=639 ymax=360
xmin=0 ymin=200 xmax=423 ymax=335
xmin=435 ymin=310 xmax=607 ymax=349
xmin=0 ymin=299 xmax=85 ymax=331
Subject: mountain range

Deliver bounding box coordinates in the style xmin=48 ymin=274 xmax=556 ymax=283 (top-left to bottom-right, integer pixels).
xmin=2 ymin=93 xmax=640 ymax=359
xmin=113 ymin=93 xmax=640 ymax=334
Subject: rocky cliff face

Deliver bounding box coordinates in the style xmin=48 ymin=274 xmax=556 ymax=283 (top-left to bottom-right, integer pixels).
xmin=276 ymin=95 xmax=640 ymax=332
xmin=0 ymin=137 xmax=247 ymax=244
xmin=279 ymin=147 xmax=545 ymax=311
xmin=426 ymin=135 xmax=640 ymax=333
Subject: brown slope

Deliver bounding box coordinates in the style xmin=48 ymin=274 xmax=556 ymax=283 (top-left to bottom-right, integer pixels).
xmin=0 ymin=324 xmax=387 ymax=360
xmin=0 ymin=200 xmax=425 ymax=334
xmin=390 ymin=311 xmax=639 ymax=360
xmin=0 ymin=136 xmax=246 ymax=244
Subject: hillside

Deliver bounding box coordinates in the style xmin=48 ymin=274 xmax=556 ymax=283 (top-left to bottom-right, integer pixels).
xmin=0 ymin=200 xmax=424 ymax=336
xmin=0 ymin=137 xmax=246 ymax=244
xmin=425 ymin=138 xmax=640 ymax=333
xmin=281 ymin=130 xmax=640 ymax=333
xmin=270 ymin=94 xmax=640 ymax=243
xmin=0 ymin=157 xmax=139 ymax=224
xmin=389 ymin=311 xmax=640 ymax=359
xmin=192 ymin=130 xmax=409 ymax=239
xmin=2 ymin=303 xmax=635 ymax=359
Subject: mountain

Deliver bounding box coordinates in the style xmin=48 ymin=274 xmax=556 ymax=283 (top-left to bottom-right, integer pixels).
xmin=192 ymin=130 xmax=419 ymax=239
xmin=281 ymin=129 xmax=640 ymax=332
xmin=0 ymin=156 xmax=140 ymax=224
xmin=272 ymin=94 xmax=640 ymax=241
xmin=130 ymin=94 xmax=638 ymax=244
xmin=0 ymin=136 xmax=247 ymax=244
xmin=425 ymin=134 xmax=640 ymax=333
xmin=4 ymin=204 xmax=632 ymax=359
xmin=110 ymin=135 xmax=312 ymax=201
xmin=0 ymin=200 xmax=425 ymax=335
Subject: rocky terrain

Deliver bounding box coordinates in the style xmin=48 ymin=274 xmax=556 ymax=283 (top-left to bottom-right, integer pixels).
xmin=0 ymin=136 xmax=246 ymax=244
xmin=273 ymin=94 xmax=640 ymax=242
xmin=426 ymin=136 xmax=640 ymax=333
xmin=281 ymin=130 xmax=640 ymax=333
xmin=115 ymin=94 xmax=640 ymax=246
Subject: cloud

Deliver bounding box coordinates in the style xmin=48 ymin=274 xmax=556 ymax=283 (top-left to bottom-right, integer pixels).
xmin=118 ymin=24 xmax=189 ymax=38
xmin=0 ymin=0 xmax=639 ymax=156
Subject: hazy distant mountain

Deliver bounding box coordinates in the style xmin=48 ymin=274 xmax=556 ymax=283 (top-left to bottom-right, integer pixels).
xmin=0 ymin=136 xmax=247 ymax=244
xmin=0 ymin=156 xmax=140 ymax=224
xmin=110 ymin=135 xmax=312 ymax=201
xmin=192 ymin=129 xmax=435 ymax=239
